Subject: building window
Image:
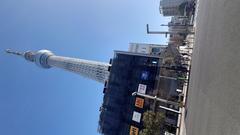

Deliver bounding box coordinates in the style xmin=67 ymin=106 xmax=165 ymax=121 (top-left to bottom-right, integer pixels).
xmin=152 ymin=48 xmax=161 ymax=53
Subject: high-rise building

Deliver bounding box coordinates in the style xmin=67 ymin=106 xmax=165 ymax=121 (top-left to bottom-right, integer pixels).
xmin=98 ymin=51 xmax=162 ymax=135
xmin=159 ymin=0 xmax=191 ymax=16
xmin=168 ymin=17 xmax=189 ymax=45
xmin=6 ymin=49 xmax=110 ymax=83
xmin=98 ymin=51 xmax=179 ymax=135
xmin=128 ymin=43 xmax=167 ymax=56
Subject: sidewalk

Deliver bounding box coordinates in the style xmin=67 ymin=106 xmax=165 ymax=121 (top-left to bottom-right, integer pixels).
xmin=177 ymin=34 xmax=194 ymax=135
xmin=177 ymin=0 xmax=199 ymax=134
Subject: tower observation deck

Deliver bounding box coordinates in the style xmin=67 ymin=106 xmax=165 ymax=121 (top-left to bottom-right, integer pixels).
xmin=6 ymin=49 xmax=111 ymax=83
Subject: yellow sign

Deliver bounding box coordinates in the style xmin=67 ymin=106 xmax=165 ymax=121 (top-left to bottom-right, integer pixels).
xmin=130 ymin=126 xmax=139 ymax=135
xmin=135 ymin=97 xmax=144 ymax=108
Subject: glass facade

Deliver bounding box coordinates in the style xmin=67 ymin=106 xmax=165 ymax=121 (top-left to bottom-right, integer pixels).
xmin=98 ymin=52 xmax=160 ymax=135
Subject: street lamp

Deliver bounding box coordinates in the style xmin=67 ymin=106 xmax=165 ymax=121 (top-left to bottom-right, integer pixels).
xmin=146 ymin=24 xmax=194 ymax=38
xmin=159 ymin=106 xmax=180 ymax=114
xmin=131 ymin=92 xmax=183 ymax=108
xmin=158 ymin=75 xmax=187 ymax=81
xmin=160 ymin=24 xmax=193 ymax=27
xmin=160 ymin=65 xmax=189 ymax=73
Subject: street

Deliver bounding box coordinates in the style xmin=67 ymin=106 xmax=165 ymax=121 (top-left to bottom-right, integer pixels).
xmin=185 ymin=0 xmax=240 ymax=135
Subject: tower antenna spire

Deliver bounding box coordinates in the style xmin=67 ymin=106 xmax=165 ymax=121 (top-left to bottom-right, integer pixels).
xmin=5 ymin=49 xmax=24 ymax=56
xmin=6 ymin=49 xmax=111 ymax=83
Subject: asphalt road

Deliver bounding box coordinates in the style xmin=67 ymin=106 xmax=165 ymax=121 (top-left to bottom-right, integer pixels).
xmin=185 ymin=0 xmax=240 ymax=135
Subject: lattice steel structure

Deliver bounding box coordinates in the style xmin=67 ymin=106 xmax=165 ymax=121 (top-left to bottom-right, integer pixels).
xmin=6 ymin=49 xmax=111 ymax=83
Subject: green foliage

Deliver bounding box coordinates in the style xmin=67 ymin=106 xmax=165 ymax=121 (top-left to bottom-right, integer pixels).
xmin=139 ymin=111 xmax=165 ymax=135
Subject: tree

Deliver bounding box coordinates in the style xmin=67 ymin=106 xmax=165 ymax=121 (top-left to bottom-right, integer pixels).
xmin=139 ymin=111 xmax=165 ymax=135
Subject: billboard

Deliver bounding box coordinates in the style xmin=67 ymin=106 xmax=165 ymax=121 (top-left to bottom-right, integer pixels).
xmin=135 ymin=97 xmax=144 ymax=108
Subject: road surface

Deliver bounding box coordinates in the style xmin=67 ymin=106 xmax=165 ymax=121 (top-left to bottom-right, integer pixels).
xmin=185 ymin=0 xmax=240 ymax=135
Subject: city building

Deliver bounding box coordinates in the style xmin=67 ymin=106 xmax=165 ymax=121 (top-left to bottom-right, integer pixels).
xmin=128 ymin=43 xmax=167 ymax=56
xmin=6 ymin=48 xmax=179 ymax=135
xmin=159 ymin=0 xmax=191 ymax=16
xmin=166 ymin=17 xmax=190 ymax=46
xmin=168 ymin=17 xmax=189 ymax=33
xmin=98 ymin=51 xmax=162 ymax=135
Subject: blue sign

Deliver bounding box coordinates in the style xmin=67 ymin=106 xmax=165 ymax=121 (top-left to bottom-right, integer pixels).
xmin=141 ymin=71 xmax=149 ymax=80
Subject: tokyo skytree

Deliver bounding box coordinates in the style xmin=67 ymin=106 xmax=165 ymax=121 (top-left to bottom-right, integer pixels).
xmin=6 ymin=49 xmax=111 ymax=83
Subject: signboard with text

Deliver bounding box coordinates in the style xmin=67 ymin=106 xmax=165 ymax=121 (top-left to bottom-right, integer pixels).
xmin=132 ymin=111 xmax=141 ymax=123
xmin=135 ymin=97 xmax=144 ymax=108
xmin=141 ymin=71 xmax=149 ymax=80
xmin=129 ymin=126 xmax=139 ymax=135
xmin=137 ymin=84 xmax=147 ymax=94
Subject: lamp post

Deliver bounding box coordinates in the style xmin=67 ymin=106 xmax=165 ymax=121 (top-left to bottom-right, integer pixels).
xmin=159 ymin=65 xmax=189 ymax=73
xmin=146 ymin=24 xmax=194 ymax=38
xmin=159 ymin=75 xmax=187 ymax=81
xmin=132 ymin=92 xmax=183 ymax=108
xmin=160 ymin=24 xmax=194 ymax=27
xmin=159 ymin=106 xmax=181 ymax=114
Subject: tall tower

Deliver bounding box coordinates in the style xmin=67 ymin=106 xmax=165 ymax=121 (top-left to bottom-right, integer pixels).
xmin=6 ymin=49 xmax=111 ymax=83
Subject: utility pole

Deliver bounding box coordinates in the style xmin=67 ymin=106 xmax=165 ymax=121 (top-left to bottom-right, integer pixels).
xmin=146 ymin=24 xmax=194 ymax=37
xmin=160 ymin=24 xmax=193 ymax=27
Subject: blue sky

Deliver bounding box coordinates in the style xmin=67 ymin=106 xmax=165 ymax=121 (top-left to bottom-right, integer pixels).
xmin=0 ymin=0 xmax=170 ymax=135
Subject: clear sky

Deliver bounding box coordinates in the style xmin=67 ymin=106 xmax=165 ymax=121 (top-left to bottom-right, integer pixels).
xmin=0 ymin=0 xmax=170 ymax=135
